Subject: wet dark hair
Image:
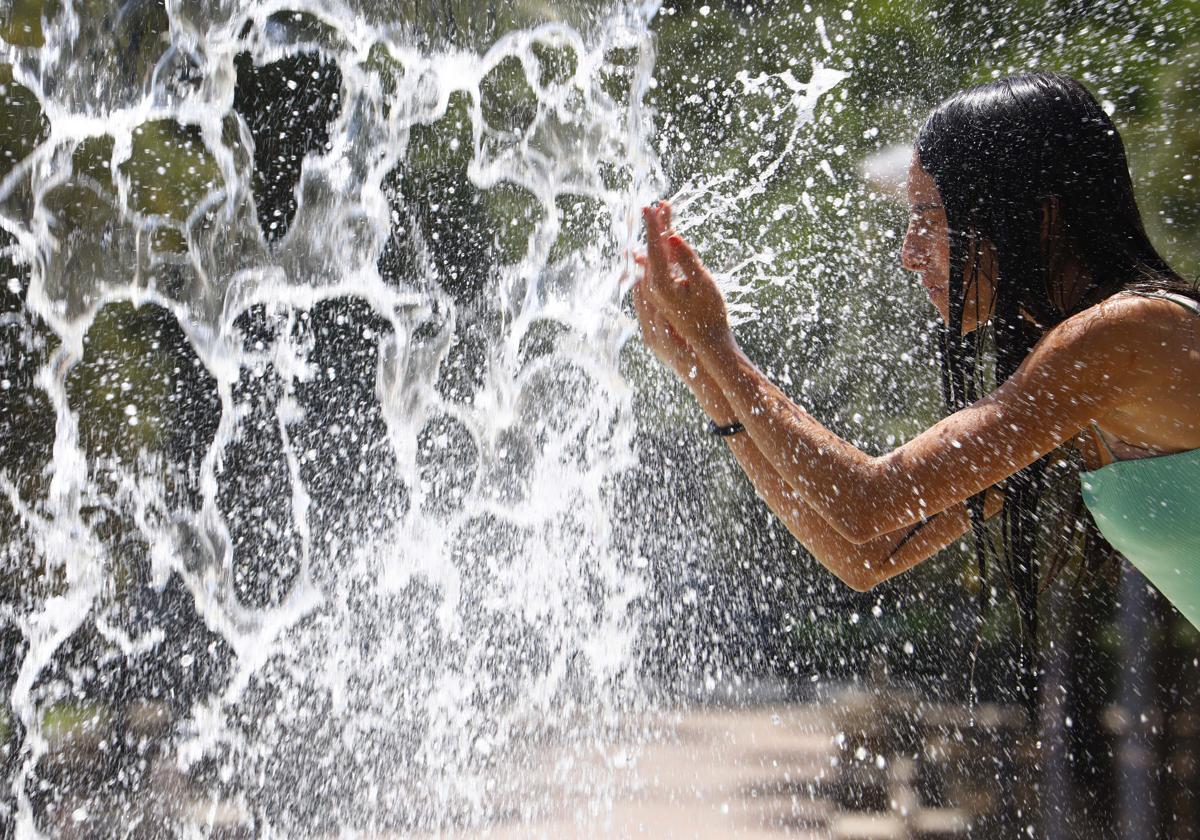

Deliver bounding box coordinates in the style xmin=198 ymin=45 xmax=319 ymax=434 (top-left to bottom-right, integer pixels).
xmin=915 ymin=71 xmax=1194 ymax=705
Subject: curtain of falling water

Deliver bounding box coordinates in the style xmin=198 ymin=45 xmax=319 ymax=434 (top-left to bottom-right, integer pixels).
xmin=0 ymin=1 xmax=664 ymax=834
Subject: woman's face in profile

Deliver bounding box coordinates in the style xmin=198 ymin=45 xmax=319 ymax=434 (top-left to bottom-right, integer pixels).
xmin=901 ymin=152 xmax=996 ymax=333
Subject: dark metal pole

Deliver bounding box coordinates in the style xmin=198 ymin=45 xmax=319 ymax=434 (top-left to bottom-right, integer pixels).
xmin=1116 ymin=564 xmax=1160 ymax=839
xmin=1039 ymin=580 xmax=1074 ymax=839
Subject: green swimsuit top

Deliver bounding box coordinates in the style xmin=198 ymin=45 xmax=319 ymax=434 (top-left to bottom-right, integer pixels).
xmin=1079 ymin=290 xmax=1200 ymax=629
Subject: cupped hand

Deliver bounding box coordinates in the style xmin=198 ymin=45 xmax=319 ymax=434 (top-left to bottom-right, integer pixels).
xmin=641 ymin=201 xmax=734 ymax=354
xmin=631 ymin=258 xmax=702 ymax=382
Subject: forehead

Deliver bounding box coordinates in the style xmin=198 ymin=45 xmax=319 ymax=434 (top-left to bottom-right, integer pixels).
xmin=906 ymin=152 xmax=940 ymax=205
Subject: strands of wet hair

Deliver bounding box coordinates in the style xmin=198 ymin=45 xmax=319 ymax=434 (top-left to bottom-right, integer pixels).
xmin=917 ymin=70 xmax=1196 ymax=713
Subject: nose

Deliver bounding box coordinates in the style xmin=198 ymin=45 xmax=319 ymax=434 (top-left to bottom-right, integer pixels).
xmin=900 ymin=220 xmax=929 ymax=273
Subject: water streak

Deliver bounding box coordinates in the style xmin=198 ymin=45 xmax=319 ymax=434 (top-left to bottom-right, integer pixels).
xmin=2 ymin=1 xmax=661 ymax=833
xmin=0 ymin=1 xmax=842 ymax=834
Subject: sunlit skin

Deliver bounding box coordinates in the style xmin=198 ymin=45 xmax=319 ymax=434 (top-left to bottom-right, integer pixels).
xmin=632 ymin=162 xmax=1200 ymax=591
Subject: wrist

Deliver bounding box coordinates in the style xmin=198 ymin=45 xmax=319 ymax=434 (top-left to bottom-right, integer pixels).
xmin=708 ymin=418 xmax=745 ymax=437
xmin=696 ymin=331 xmax=743 ymax=379
xmin=707 ymin=406 xmax=739 ymax=429
xmin=680 ymin=366 xmax=734 ymax=421
xmin=692 ymin=382 xmax=735 ymax=426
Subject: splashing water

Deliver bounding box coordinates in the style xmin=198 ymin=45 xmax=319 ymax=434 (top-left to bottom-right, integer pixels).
xmin=0 ymin=1 xmax=840 ymax=835
xmin=666 ymin=62 xmax=845 ymax=325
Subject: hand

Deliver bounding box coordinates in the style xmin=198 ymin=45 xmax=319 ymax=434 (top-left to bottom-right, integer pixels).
xmin=641 ymin=201 xmax=734 ymax=353
xmin=631 ymin=260 xmax=702 ymax=382
xmin=632 ymin=258 xmax=738 ymax=425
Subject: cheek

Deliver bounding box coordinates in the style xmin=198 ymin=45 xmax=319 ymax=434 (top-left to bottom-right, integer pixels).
xmin=915 ymin=226 xmax=949 ymax=276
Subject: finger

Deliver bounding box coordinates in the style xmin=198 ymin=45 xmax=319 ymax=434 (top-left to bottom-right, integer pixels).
xmin=632 ymin=279 xmax=656 ymax=330
xmin=646 ymin=204 xmax=670 ymax=271
xmin=658 ymin=206 xmax=677 ymax=271
xmin=642 ymin=204 xmax=660 ymax=252
xmin=632 ymin=277 xmax=647 ymax=317
xmin=668 ymin=234 xmax=705 ymax=284
xmin=621 ymin=251 xmax=642 ymax=277
xmin=631 ymin=253 xmax=648 ymax=285
xmin=642 ymin=204 xmax=671 ymax=288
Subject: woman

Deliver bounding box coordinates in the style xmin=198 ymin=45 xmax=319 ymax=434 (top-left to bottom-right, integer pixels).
xmin=633 ymin=72 xmax=1200 ymax=649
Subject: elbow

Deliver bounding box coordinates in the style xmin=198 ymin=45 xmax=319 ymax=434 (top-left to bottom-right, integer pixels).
xmin=844 ymin=561 xmax=883 ymax=592
xmin=832 ymin=516 xmax=881 ymax=546
xmin=829 ymin=490 xmax=923 ymax=545
xmin=820 ymin=467 xmax=889 ymax=545
xmin=815 ymin=548 xmax=880 ymax=592
xmin=842 ymin=568 xmax=880 ymax=593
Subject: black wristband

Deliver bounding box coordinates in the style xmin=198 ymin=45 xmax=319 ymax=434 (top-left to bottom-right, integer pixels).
xmin=708 ymin=419 xmax=745 ymax=437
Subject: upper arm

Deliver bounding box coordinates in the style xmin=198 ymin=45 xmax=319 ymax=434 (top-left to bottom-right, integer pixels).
xmin=841 ymin=307 xmax=1146 ymax=540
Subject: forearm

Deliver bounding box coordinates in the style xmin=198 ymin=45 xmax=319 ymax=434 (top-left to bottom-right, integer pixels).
xmin=677 ymin=365 xmax=999 ymax=590
xmin=678 ymin=374 xmax=857 ymax=574
xmin=723 ymin=429 xmax=883 ymax=590
xmin=725 ymin=427 xmax=1000 ymax=590
xmin=674 ymin=371 xmax=846 ymax=567
xmin=697 ymin=337 xmax=924 ymax=542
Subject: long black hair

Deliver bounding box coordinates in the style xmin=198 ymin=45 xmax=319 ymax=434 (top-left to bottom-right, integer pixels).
xmin=915 ymin=71 xmax=1194 ymax=705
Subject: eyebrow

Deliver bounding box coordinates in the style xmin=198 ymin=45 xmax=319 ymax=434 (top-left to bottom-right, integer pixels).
xmin=910 ymin=202 xmax=943 ymax=212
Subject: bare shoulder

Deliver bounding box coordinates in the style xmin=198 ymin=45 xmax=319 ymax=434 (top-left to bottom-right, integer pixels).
xmin=1040 ymin=293 xmax=1187 ymax=361
xmin=1010 ymin=292 xmax=1200 ymax=409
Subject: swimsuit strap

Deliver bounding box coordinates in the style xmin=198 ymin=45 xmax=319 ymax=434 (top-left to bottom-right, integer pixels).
xmin=1125 ymin=289 xmax=1200 ymax=315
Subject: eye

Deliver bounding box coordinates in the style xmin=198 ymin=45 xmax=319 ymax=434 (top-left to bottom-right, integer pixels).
xmin=908 ymin=202 xmax=943 ymax=226
xmin=908 ymin=214 xmax=931 ymax=236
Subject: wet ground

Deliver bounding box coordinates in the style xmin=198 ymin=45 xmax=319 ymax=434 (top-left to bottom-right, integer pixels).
xmin=421 ymin=690 xmax=1024 ymax=840
xmin=24 ymin=687 xmax=1027 ymax=838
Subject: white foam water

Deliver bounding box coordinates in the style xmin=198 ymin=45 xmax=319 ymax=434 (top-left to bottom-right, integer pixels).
xmin=1 ymin=1 xmax=661 ymax=834
xmin=0 ymin=1 xmax=844 ymax=834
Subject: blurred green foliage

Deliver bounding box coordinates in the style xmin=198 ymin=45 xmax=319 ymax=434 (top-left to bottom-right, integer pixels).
xmin=65 ymin=302 xmax=183 ymax=458
xmin=0 ymin=64 xmax=46 ymax=176
xmin=630 ymin=0 xmax=1200 ymax=687
xmin=0 ymin=0 xmax=52 ymax=48
xmin=642 ymin=0 xmax=1200 ymax=454
xmin=121 ymin=121 xmax=221 ymax=228
xmin=38 ymin=701 xmax=108 ymax=742
xmin=0 ymin=0 xmax=1196 ymax=704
